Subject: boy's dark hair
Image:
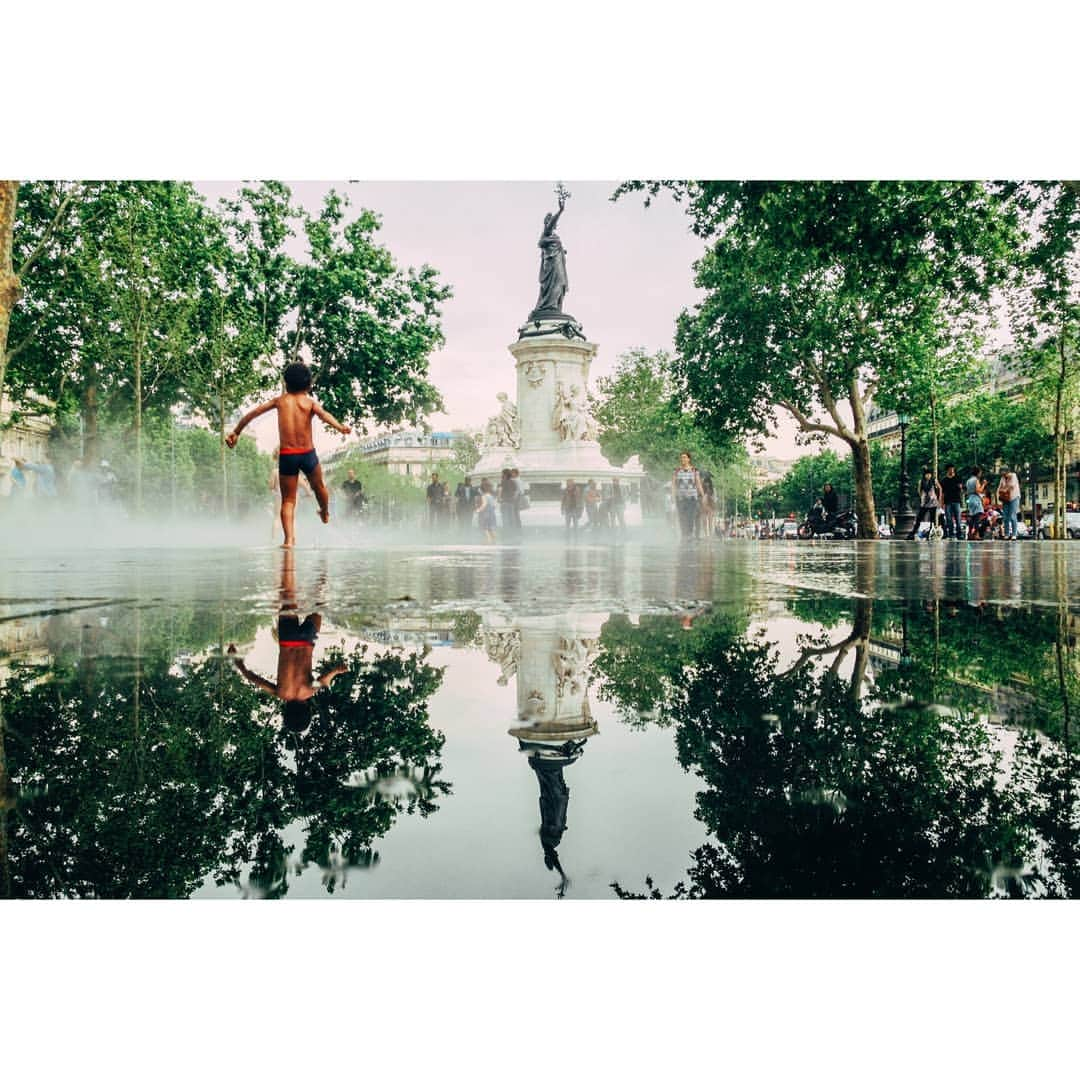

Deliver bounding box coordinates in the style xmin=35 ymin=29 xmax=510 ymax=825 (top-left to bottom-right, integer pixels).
xmin=284 ymin=362 xmax=312 ymax=393
xmin=282 ymin=699 xmax=313 ymax=734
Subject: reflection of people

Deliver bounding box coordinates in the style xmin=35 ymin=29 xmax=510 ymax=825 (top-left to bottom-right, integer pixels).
xmin=228 ymin=549 xmax=347 ymax=733
xmin=226 ymin=361 xmax=352 ymax=547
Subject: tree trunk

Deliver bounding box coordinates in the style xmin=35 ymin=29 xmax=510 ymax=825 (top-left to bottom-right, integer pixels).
xmin=847 ymin=384 xmax=879 ymax=538
xmin=0 ymin=181 xmax=20 ymax=413
xmin=1052 ymin=333 xmax=1066 ymax=538
xmin=82 ymin=378 xmax=99 ymax=466
xmin=850 ymin=438 xmax=878 ymax=538
xmin=220 ymin=394 xmax=228 ymax=515
xmin=930 ymin=391 xmax=939 ymax=484
xmin=134 ymin=340 xmax=143 ymax=515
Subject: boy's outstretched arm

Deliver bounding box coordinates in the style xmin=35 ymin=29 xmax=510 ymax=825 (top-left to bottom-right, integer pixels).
xmin=312 ymin=401 xmax=352 ymax=436
xmin=226 ymin=398 xmax=278 ymax=448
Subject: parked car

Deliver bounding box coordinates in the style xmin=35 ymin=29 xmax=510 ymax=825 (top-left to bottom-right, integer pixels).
xmin=781 ymin=520 xmax=799 ymax=540
xmin=1037 ymin=510 xmax=1080 ymax=539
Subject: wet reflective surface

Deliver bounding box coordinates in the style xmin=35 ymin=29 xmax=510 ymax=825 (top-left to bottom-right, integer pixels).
xmin=1 ymin=539 xmax=1077 ymax=898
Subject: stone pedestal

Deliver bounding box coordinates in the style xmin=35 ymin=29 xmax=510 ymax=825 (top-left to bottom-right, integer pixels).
xmin=472 ymin=317 xmax=644 ymax=501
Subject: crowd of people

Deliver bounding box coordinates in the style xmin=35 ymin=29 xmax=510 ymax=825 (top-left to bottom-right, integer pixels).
xmin=1 ymin=455 xmax=116 ymax=505
xmin=907 ymin=463 xmax=1028 ymax=541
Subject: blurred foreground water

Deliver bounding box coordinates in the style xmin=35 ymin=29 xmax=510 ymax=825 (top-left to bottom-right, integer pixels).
xmin=1 ymin=536 xmax=1077 ymax=898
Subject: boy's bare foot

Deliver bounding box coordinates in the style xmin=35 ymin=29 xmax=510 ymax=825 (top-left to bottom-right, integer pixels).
xmin=282 ymin=539 xmax=295 ymax=548
xmin=319 ymin=508 xmax=330 ymax=524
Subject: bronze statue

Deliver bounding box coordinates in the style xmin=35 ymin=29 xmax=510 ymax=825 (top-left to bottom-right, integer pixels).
xmin=530 ymin=185 xmax=570 ymax=318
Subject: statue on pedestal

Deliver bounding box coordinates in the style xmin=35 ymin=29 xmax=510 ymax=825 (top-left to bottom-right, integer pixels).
xmin=530 ymin=184 xmax=571 ymax=319
xmin=552 ymin=381 xmax=597 ymax=443
xmin=484 ymin=391 xmax=520 ymax=450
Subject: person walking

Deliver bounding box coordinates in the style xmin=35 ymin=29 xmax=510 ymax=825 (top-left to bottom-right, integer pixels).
xmin=907 ymin=469 xmax=942 ymax=539
xmin=561 ymin=479 xmax=583 ymax=532
xmin=940 ymin=464 xmax=964 ymax=539
xmin=672 ymin=451 xmax=705 ymax=541
xmin=997 ymin=467 xmax=1021 ymax=541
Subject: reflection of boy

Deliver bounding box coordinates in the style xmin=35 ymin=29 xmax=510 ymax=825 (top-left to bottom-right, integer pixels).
xmin=228 ymin=613 xmax=347 ymax=734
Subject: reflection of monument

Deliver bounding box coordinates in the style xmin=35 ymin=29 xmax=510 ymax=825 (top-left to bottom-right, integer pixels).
xmin=472 ymin=185 xmax=643 ymax=509
xmin=483 ymin=611 xmax=604 ymax=897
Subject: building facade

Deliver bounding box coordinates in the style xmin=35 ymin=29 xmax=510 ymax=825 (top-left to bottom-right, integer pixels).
xmin=354 ymin=429 xmax=468 ymax=484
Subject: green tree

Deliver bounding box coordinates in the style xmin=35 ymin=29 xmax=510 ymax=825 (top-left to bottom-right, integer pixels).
xmin=1 ymin=180 xmax=83 ymax=415
xmin=753 ymin=449 xmax=851 ymax=516
xmin=617 ymin=182 xmax=1018 ymax=537
xmin=590 ymin=347 xmax=734 ymax=479
xmin=180 ymin=182 xmax=298 ymax=512
xmin=286 ymin=190 xmax=452 ymax=433
xmin=451 ymin=431 xmax=481 ymax=474
xmin=1005 ymin=182 xmax=1080 ymax=537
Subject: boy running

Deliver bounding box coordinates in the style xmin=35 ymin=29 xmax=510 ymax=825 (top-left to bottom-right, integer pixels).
xmin=226 ymin=362 xmax=351 ymax=547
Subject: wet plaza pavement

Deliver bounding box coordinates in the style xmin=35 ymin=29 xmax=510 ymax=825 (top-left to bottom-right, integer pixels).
xmin=1 ymin=537 xmax=1077 ymax=899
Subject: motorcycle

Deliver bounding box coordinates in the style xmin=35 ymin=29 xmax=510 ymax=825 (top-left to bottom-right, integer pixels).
xmin=797 ymin=507 xmax=859 ymax=539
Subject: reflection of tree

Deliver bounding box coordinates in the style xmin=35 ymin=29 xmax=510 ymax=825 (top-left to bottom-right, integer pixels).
xmin=598 ymin=602 xmax=1078 ymax=899
xmin=1 ymin=641 xmax=448 ymax=898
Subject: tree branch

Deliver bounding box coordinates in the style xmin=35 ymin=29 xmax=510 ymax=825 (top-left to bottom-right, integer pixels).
xmin=778 ymin=398 xmax=850 ymax=443
xmin=18 ymin=183 xmax=80 ymax=279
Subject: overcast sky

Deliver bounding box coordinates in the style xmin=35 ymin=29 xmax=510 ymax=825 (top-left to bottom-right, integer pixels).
xmin=196 ymin=181 xmax=811 ymax=459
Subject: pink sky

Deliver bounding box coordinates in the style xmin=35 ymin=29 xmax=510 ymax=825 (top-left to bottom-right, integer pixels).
xmin=196 ymin=181 xmax=809 ymax=459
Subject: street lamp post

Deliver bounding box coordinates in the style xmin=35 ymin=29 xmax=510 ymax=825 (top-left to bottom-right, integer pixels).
xmin=894 ymin=412 xmax=915 ymax=539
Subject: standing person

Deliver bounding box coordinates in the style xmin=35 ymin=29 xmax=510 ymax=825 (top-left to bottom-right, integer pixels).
xmin=699 ymin=471 xmax=716 ymax=537
xmin=561 ymin=479 xmax=583 ymax=532
xmin=498 ymin=468 xmax=517 ymax=535
xmin=437 ymin=479 xmax=452 ymax=529
xmin=672 ymin=451 xmax=705 ymax=541
xmin=510 ymin=468 xmax=525 ymax=533
xmin=609 ymin=478 xmax=627 ymax=532
xmin=476 ymin=478 xmax=498 ymax=543
xmin=997 ymin=466 xmax=1021 ymax=541
xmin=18 ymin=458 xmax=58 ymax=498
xmin=822 ymin=482 xmax=839 ymax=521
xmin=426 ymin=472 xmax=443 ymax=530
xmin=226 ymin=361 xmax=352 ymax=548
xmin=907 ymin=469 xmax=942 ymax=539
xmin=965 ymin=466 xmax=987 ymax=541
xmin=341 ymin=469 xmax=365 ymax=518
xmin=455 ymin=476 xmax=475 ymax=532
xmin=584 ymin=479 xmax=601 ymax=528
xmin=940 ymin=464 xmax=964 ymax=540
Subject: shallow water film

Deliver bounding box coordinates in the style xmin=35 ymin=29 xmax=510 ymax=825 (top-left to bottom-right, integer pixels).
xmin=1 ymin=539 xmax=1077 ymax=899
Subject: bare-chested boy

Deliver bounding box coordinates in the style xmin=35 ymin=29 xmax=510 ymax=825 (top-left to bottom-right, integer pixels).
xmin=226 ymin=362 xmax=351 ymax=547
